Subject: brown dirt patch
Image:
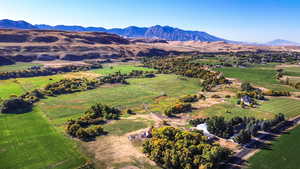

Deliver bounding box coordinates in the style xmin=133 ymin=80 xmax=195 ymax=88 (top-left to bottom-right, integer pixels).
xmin=63 ymin=71 xmax=100 ymax=79
xmin=216 ymin=138 xmax=240 ymax=153
xmin=33 ymin=60 xmax=89 ymax=68
xmin=82 ymin=131 xmax=154 ymax=168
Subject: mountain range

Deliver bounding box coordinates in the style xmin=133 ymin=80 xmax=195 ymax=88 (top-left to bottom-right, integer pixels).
xmin=0 ymin=19 xmax=299 ymax=46
xmin=0 ymin=19 xmax=229 ymax=42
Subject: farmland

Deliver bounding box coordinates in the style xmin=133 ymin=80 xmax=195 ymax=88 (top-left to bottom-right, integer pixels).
xmin=215 ymin=67 xmax=298 ymax=91
xmin=37 ymin=74 xmax=202 ymax=126
xmin=0 ymin=64 xmax=162 ymax=169
xmin=248 ymin=126 xmax=300 ymax=169
xmin=0 ymin=108 xmax=85 ymax=169
xmin=1 ymin=60 xmax=300 ymax=169
xmin=0 ymin=62 xmax=42 ymax=72
xmin=197 ymin=97 xmax=300 ymax=120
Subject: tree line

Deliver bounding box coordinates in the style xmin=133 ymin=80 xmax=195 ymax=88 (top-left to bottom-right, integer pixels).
xmin=189 ymin=114 xmax=286 ymax=144
xmin=0 ymin=62 xmax=102 ymax=80
xmin=143 ymin=126 xmax=231 ymax=169
xmin=142 ymin=56 xmax=229 ymax=91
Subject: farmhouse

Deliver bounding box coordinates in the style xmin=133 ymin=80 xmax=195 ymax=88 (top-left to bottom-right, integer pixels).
xmin=196 ymin=123 xmax=215 ymax=139
xmin=241 ymin=95 xmax=254 ymax=106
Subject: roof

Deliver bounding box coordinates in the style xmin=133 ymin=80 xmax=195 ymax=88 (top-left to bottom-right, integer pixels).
xmin=196 ymin=123 xmax=210 ymax=134
xmin=241 ymin=95 xmax=252 ymax=103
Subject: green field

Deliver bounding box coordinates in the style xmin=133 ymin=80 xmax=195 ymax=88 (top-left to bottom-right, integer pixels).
xmin=282 ymin=66 xmax=300 ymax=76
xmin=90 ymin=64 xmax=155 ymax=75
xmin=0 ymin=64 xmax=160 ymax=169
xmin=0 ymin=75 xmax=65 ymax=99
xmin=2 ymin=62 xmax=300 ymax=169
xmin=198 ymin=97 xmax=300 ymax=120
xmin=0 ymin=64 xmax=155 ymax=100
xmin=0 ymin=62 xmax=42 ymax=72
xmin=0 ymin=108 xmax=85 ymax=169
xmin=37 ymin=74 xmax=202 ymax=126
xmin=248 ymin=126 xmax=300 ymax=169
xmin=215 ymin=67 xmax=297 ymax=91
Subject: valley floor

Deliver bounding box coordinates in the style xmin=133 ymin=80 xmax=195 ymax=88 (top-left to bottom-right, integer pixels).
xmin=1 ymin=62 xmax=300 ymax=168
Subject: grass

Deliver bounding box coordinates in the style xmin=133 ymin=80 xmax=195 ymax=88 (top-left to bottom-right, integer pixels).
xmin=198 ymin=97 xmax=300 ymax=120
xmin=90 ymin=64 xmax=155 ymax=75
xmin=0 ymin=62 xmax=42 ymax=72
xmin=0 ymin=64 xmax=161 ymax=169
xmin=190 ymin=58 xmax=222 ymax=65
xmin=215 ymin=67 xmax=297 ymax=91
xmin=37 ymin=74 xmax=202 ymax=126
xmin=248 ymin=125 xmax=300 ymax=169
xmin=0 ymin=75 xmax=65 ymax=99
xmin=0 ymin=65 xmax=154 ymax=100
xmin=282 ymin=66 xmax=300 ymax=77
xmin=103 ymin=119 xmax=149 ymax=136
xmin=0 ymin=108 xmax=85 ymax=169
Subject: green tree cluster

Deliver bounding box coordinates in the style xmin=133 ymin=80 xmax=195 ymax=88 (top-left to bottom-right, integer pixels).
xmin=143 ymin=126 xmax=231 ymax=169
xmin=65 ymin=103 xmax=120 ymax=141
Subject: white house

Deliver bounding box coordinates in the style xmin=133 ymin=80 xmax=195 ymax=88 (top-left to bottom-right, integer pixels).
xmin=196 ymin=123 xmax=215 ymax=139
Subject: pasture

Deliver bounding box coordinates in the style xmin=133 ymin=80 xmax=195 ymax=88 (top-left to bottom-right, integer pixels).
xmin=37 ymin=74 xmax=202 ymax=126
xmin=248 ymin=126 xmax=300 ymax=169
xmin=215 ymin=67 xmax=297 ymax=91
xmin=0 ymin=64 xmax=155 ymax=99
xmin=0 ymin=62 xmax=42 ymax=72
xmin=0 ymin=108 xmax=85 ymax=169
xmin=0 ymin=64 xmax=160 ymax=169
xmin=197 ymin=97 xmax=300 ymax=120
xmin=90 ymin=64 xmax=155 ymax=75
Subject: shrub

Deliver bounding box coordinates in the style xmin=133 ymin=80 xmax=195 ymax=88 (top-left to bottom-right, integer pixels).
xmin=85 ymin=103 xmax=120 ymax=120
xmin=65 ymin=103 xmax=119 ymax=140
xmin=126 ymin=109 xmax=133 ymax=114
xmin=0 ymin=97 xmax=32 ymax=114
xmin=211 ymin=94 xmax=221 ymax=98
xmin=164 ymin=103 xmax=192 ymax=116
xmin=179 ymin=94 xmax=198 ymax=102
xmin=263 ymin=90 xmax=290 ymax=96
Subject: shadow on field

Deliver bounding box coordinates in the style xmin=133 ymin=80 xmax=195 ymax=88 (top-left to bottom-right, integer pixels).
xmin=224 ymin=156 xmax=248 ymax=169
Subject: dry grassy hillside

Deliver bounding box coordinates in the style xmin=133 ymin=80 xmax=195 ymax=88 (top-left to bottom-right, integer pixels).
xmin=0 ymin=29 xmax=299 ymax=64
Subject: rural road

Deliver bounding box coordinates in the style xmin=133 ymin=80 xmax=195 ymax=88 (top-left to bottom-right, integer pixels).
xmin=228 ymin=115 xmax=300 ymax=168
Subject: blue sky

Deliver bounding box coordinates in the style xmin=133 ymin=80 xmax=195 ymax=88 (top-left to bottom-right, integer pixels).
xmin=0 ymin=0 xmax=299 ymax=43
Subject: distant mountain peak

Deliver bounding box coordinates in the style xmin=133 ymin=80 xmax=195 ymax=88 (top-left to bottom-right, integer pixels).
xmin=266 ymin=39 xmax=300 ymax=46
xmin=0 ymin=19 xmax=37 ymax=29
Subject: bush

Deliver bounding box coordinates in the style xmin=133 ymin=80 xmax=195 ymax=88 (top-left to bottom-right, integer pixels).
xmin=164 ymin=103 xmax=192 ymax=116
xmin=126 ymin=109 xmax=133 ymax=114
xmin=0 ymin=97 xmax=32 ymax=114
xmin=85 ymin=103 xmax=120 ymax=120
xmin=211 ymin=94 xmax=221 ymax=98
xmin=263 ymin=90 xmax=290 ymax=96
xmin=179 ymin=94 xmax=198 ymax=102
xmin=65 ymin=103 xmax=120 ymax=140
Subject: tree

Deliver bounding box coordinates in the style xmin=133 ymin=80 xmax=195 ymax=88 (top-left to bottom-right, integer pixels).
xmin=0 ymin=97 xmax=32 ymax=114
xmin=241 ymin=82 xmax=254 ymax=91
xmin=143 ymin=127 xmax=231 ymax=169
xmin=233 ymin=130 xmax=251 ymax=144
